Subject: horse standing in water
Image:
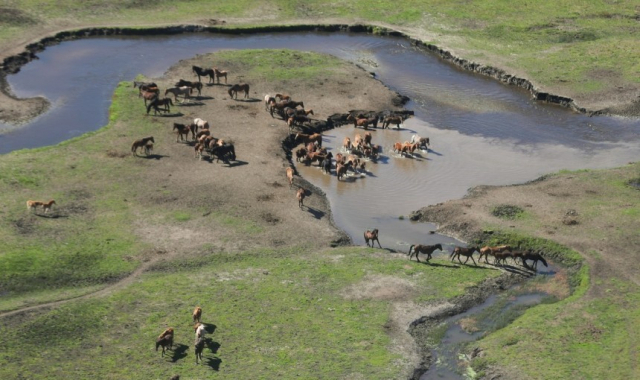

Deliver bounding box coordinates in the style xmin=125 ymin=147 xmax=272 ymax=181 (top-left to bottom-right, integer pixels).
xmin=364 ymin=229 xmax=381 ymax=248
xmin=408 ymin=244 xmax=443 ymax=263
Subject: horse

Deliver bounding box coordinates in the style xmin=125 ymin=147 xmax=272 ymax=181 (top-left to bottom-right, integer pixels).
xmin=295 ymin=148 xmax=307 ymax=162
xmin=195 ymin=335 xmax=205 ymax=364
xmin=393 ymin=142 xmax=411 ymax=157
xmin=26 ymin=200 xmax=43 ymax=212
xmin=285 ymin=107 xmax=314 ymax=118
xmin=131 ymin=136 xmax=155 ymax=156
xmin=165 ymin=86 xmax=192 ymax=102
xmin=193 ymin=117 xmax=210 ymax=130
xmin=213 ymin=68 xmax=228 ymax=84
xmin=521 ymin=250 xmax=548 ymax=271
xmin=140 ymin=90 xmax=158 ymax=106
xmin=336 ymin=163 xmax=348 ymax=181
xmin=343 ymin=137 xmax=352 ymax=152
xmin=287 ymin=115 xmax=310 ymax=129
xmin=270 ymin=100 xmax=304 ymax=118
xmin=146 ymin=97 xmax=173 ymax=115
xmin=479 ymin=245 xmax=512 ymax=264
xmin=382 ymin=115 xmax=404 ymax=129
xmin=264 ymin=94 xmax=276 ymax=111
xmin=144 ymin=142 xmax=153 ymax=156
xmin=286 ymin=167 xmax=295 ymax=188
xmin=408 ymin=244 xmax=443 ymax=263
xmin=321 ymin=155 xmax=332 ymax=174
xmin=194 ymin=143 xmax=205 ymax=160
xmin=295 ymin=133 xmax=322 ymax=147
xmin=228 ymin=83 xmax=249 ymax=99
xmin=347 ymin=114 xmax=378 ymax=130
xmin=275 ymin=93 xmax=291 ymax=101
xmin=173 ymin=123 xmax=190 ymax=142
xmin=193 ymin=307 xmax=202 ymax=323
xmin=133 ymin=81 xmax=158 ymax=96
xmin=450 ymin=246 xmax=480 ymax=265
xmin=176 ymin=79 xmax=203 ymax=96
xmin=156 ymin=328 xmax=174 ymax=357
xmin=296 ymin=188 xmax=306 ymax=208
xmin=364 ymin=229 xmax=381 ymax=248
xmin=209 ymin=144 xmax=236 ymax=164
xmin=192 ymin=65 xmax=215 ymax=83
xmin=410 ymin=134 xmax=430 ymax=149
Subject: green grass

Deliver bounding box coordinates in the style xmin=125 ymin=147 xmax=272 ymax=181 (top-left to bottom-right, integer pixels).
xmin=0 ymin=247 xmax=499 ymax=379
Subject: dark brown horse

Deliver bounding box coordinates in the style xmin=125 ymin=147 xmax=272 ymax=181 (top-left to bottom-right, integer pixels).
xmin=364 ymin=229 xmax=381 ymax=248
xmin=408 ymin=243 xmax=443 ymax=263
xmin=347 ymin=114 xmax=378 ymax=130
xmin=131 ymin=136 xmax=155 ymax=156
xmin=176 ymin=79 xmax=203 ymax=96
xmin=521 ymin=250 xmax=548 ymax=271
xmin=173 ymin=123 xmax=190 ymax=142
xmin=146 ymin=97 xmax=174 ymax=115
xmin=140 ymin=90 xmax=158 ymax=106
xmin=192 ymin=65 xmax=215 ymax=83
xmin=450 ymin=246 xmax=480 ymax=266
xmin=156 ymin=328 xmax=174 ymax=357
xmin=228 ymin=83 xmax=250 ymax=99
xmin=382 ymin=115 xmax=404 ymax=129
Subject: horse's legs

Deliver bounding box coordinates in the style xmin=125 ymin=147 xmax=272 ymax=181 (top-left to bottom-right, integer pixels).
xmin=470 ymin=255 xmax=478 ymax=266
xmin=463 ymin=255 xmax=470 ymax=265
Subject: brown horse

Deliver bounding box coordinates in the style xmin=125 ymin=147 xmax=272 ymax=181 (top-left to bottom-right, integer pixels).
xmin=213 ymin=68 xmax=228 ymax=84
xmin=26 ymin=200 xmax=44 ymax=212
xmin=347 ymin=114 xmax=377 ymax=130
xmin=228 ymin=83 xmax=250 ymax=99
xmin=336 ymin=163 xmax=348 ymax=180
xmin=408 ymin=244 xmax=443 ymax=263
xmin=520 ymin=250 xmax=548 ymax=270
xmin=479 ymin=245 xmax=512 ymax=264
xmin=296 ymin=188 xmax=306 ymax=208
xmin=450 ymin=246 xmax=480 ymax=266
xmin=295 ymin=132 xmax=322 ymax=146
xmin=156 ymin=327 xmax=174 ymax=357
xmin=173 ymin=123 xmax=190 ymax=142
xmin=275 ymin=93 xmax=291 ymax=101
xmin=193 ymin=306 xmax=202 ymax=323
xmin=286 ymin=167 xmax=295 ymax=188
xmin=140 ymin=90 xmax=158 ymax=106
xmin=382 ymin=115 xmax=403 ymax=129
xmin=131 ymin=136 xmax=155 ymax=156
xmin=364 ymin=229 xmax=381 ymax=248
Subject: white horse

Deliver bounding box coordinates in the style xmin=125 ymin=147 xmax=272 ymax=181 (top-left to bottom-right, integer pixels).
xmin=410 ymin=134 xmax=430 ymax=149
xmin=264 ymin=94 xmax=276 ymax=111
xmin=193 ymin=117 xmax=210 ymax=130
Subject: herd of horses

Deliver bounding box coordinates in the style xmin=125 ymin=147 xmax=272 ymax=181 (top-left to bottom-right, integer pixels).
xmin=405 ymin=242 xmax=548 ymax=271
xmin=156 ymin=306 xmax=210 ymax=364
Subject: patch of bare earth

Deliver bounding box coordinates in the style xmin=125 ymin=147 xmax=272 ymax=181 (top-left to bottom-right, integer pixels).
xmin=341 ymin=270 xmax=455 ymax=377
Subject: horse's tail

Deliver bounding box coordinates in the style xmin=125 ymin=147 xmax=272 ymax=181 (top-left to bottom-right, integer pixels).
xmin=408 ymin=245 xmax=415 ymax=255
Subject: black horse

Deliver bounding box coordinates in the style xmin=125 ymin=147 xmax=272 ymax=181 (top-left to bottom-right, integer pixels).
xmin=146 ymin=97 xmax=173 ymax=115
xmin=209 ymin=144 xmax=236 ymax=164
xmin=408 ymin=243 xmax=443 ymax=263
xmin=521 ymin=250 xmax=548 ymax=271
xmin=321 ymin=155 xmax=332 ymax=174
xmin=192 ymin=65 xmax=215 ymax=83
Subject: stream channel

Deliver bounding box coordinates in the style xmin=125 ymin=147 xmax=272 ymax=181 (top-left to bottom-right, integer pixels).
xmin=2 ymin=30 xmax=638 ymax=378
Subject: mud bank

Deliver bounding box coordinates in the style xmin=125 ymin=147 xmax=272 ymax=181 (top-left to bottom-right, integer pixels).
xmin=2 ymin=23 xmax=636 ymax=125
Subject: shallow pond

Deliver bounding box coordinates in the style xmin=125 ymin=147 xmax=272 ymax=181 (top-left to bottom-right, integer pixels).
xmin=2 ymin=31 xmax=639 ymax=248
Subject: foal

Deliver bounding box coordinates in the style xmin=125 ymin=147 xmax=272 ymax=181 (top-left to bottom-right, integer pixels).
xmin=296 ymin=188 xmax=306 ymax=208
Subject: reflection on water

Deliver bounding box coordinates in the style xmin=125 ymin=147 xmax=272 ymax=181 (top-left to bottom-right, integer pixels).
xmin=2 ymin=31 xmax=639 ymax=247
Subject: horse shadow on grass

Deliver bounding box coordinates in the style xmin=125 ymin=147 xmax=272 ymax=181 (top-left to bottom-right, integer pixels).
xmin=177 ymin=101 xmax=205 ymax=107
xmin=35 ymin=213 xmax=68 ymax=219
xmin=223 ymin=160 xmax=248 ymax=168
xmin=203 ymin=323 xmax=217 ymax=334
xmin=233 ymin=98 xmax=261 ymax=103
xmin=195 ymin=96 xmax=214 ymax=101
xmin=146 ymin=111 xmax=184 ymax=118
xmin=304 ymin=206 xmax=325 ymax=220
xmin=141 ymin=154 xmax=170 ymax=160
xmin=417 ymin=260 xmax=461 ymax=269
xmin=169 ymin=343 xmax=189 ymax=363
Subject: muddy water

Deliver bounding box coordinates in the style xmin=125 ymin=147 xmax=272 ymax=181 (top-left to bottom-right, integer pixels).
xmin=2 ymin=31 xmax=639 ymax=248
